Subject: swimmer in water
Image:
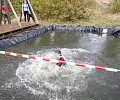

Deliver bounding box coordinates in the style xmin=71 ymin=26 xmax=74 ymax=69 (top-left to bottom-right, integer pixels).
xmin=54 ymin=50 xmax=66 ymax=71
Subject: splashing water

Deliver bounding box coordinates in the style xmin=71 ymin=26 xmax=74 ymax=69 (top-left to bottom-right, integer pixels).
xmin=0 ymin=30 xmax=120 ymax=100
xmin=16 ymin=48 xmax=93 ymax=99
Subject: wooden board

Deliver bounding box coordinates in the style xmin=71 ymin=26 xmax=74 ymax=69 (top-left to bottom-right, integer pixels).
xmin=0 ymin=23 xmax=39 ymax=39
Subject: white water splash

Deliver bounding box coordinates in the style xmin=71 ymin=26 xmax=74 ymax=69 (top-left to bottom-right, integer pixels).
xmin=16 ymin=48 xmax=93 ymax=99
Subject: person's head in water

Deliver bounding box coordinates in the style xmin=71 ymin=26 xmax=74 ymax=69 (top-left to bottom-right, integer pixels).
xmin=55 ymin=50 xmax=62 ymax=59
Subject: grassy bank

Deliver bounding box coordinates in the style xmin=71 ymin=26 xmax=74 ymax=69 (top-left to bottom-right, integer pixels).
xmin=37 ymin=0 xmax=120 ymax=27
xmin=38 ymin=11 xmax=120 ymax=27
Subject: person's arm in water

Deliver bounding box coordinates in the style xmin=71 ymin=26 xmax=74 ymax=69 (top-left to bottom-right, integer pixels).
xmin=54 ymin=55 xmax=61 ymax=71
xmin=54 ymin=50 xmax=66 ymax=71
xmin=55 ymin=56 xmax=66 ymax=71
xmin=54 ymin=65 xmax=60 ymax=71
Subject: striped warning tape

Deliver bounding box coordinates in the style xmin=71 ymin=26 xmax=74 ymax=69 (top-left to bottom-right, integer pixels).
xmin=0 ymin=51 xmax=120 ymax=73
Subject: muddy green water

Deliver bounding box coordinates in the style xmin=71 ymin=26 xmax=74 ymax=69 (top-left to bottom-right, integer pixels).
xmin=0 ymin=31 xmax=120 ymax=100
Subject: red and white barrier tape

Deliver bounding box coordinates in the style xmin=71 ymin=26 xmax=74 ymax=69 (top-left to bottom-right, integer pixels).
xmin=0 ymin=51 xmax=120 ymax=73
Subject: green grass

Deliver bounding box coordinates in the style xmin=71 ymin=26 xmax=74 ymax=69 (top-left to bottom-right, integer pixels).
xmin=39 ymin=14 xmax=120 ymax=27
xmin=86 ymin=15 xmax=120 ymax=27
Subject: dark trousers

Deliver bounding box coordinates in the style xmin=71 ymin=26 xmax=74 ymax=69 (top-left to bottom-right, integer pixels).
xmin=28 ymin=14 xmax=34 ymax=22
xmin=24 ymin=11 xmax=29 ymax=22
xmin=4 ymin=14 xmax=8 ymax=25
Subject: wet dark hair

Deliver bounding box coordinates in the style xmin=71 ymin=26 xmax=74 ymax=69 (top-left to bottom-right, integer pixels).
xmin=55 ymin=50 xmax=62 ymax=56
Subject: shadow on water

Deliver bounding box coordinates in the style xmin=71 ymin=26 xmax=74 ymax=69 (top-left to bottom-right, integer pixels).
xmin=0 ymin=30 xmax=120 ymax=100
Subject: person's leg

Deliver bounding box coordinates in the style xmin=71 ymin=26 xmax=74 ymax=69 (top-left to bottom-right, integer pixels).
xmin=28 ymin=14 xmax=30 ymax=22
xmin=31 ymin=15 xmax=34 ymax=21
xmin=30 ymin=14 xmax=34 ymax=22
xmin=27 ymin=11 xmax=29 ymax=22
xmin=24 ymin=11 xmax=27 ymax=22
xmin=29 ymin=14 xmax=32 ymax=22
xmin=28 ymin=14 xmax=34 ymax=22
xmin=4 ymin=14 xmax=7 ymax=25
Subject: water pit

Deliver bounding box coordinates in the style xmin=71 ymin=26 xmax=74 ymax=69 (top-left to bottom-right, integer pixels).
xmin=0 ymin=26 xmax=120 ymax=100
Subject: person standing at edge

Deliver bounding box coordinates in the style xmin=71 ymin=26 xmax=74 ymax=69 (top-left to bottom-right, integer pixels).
xmin=2 ymin=5 xmax=8 ymax=25
xmin=22 ymin=0 xmax=30 ymax=23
